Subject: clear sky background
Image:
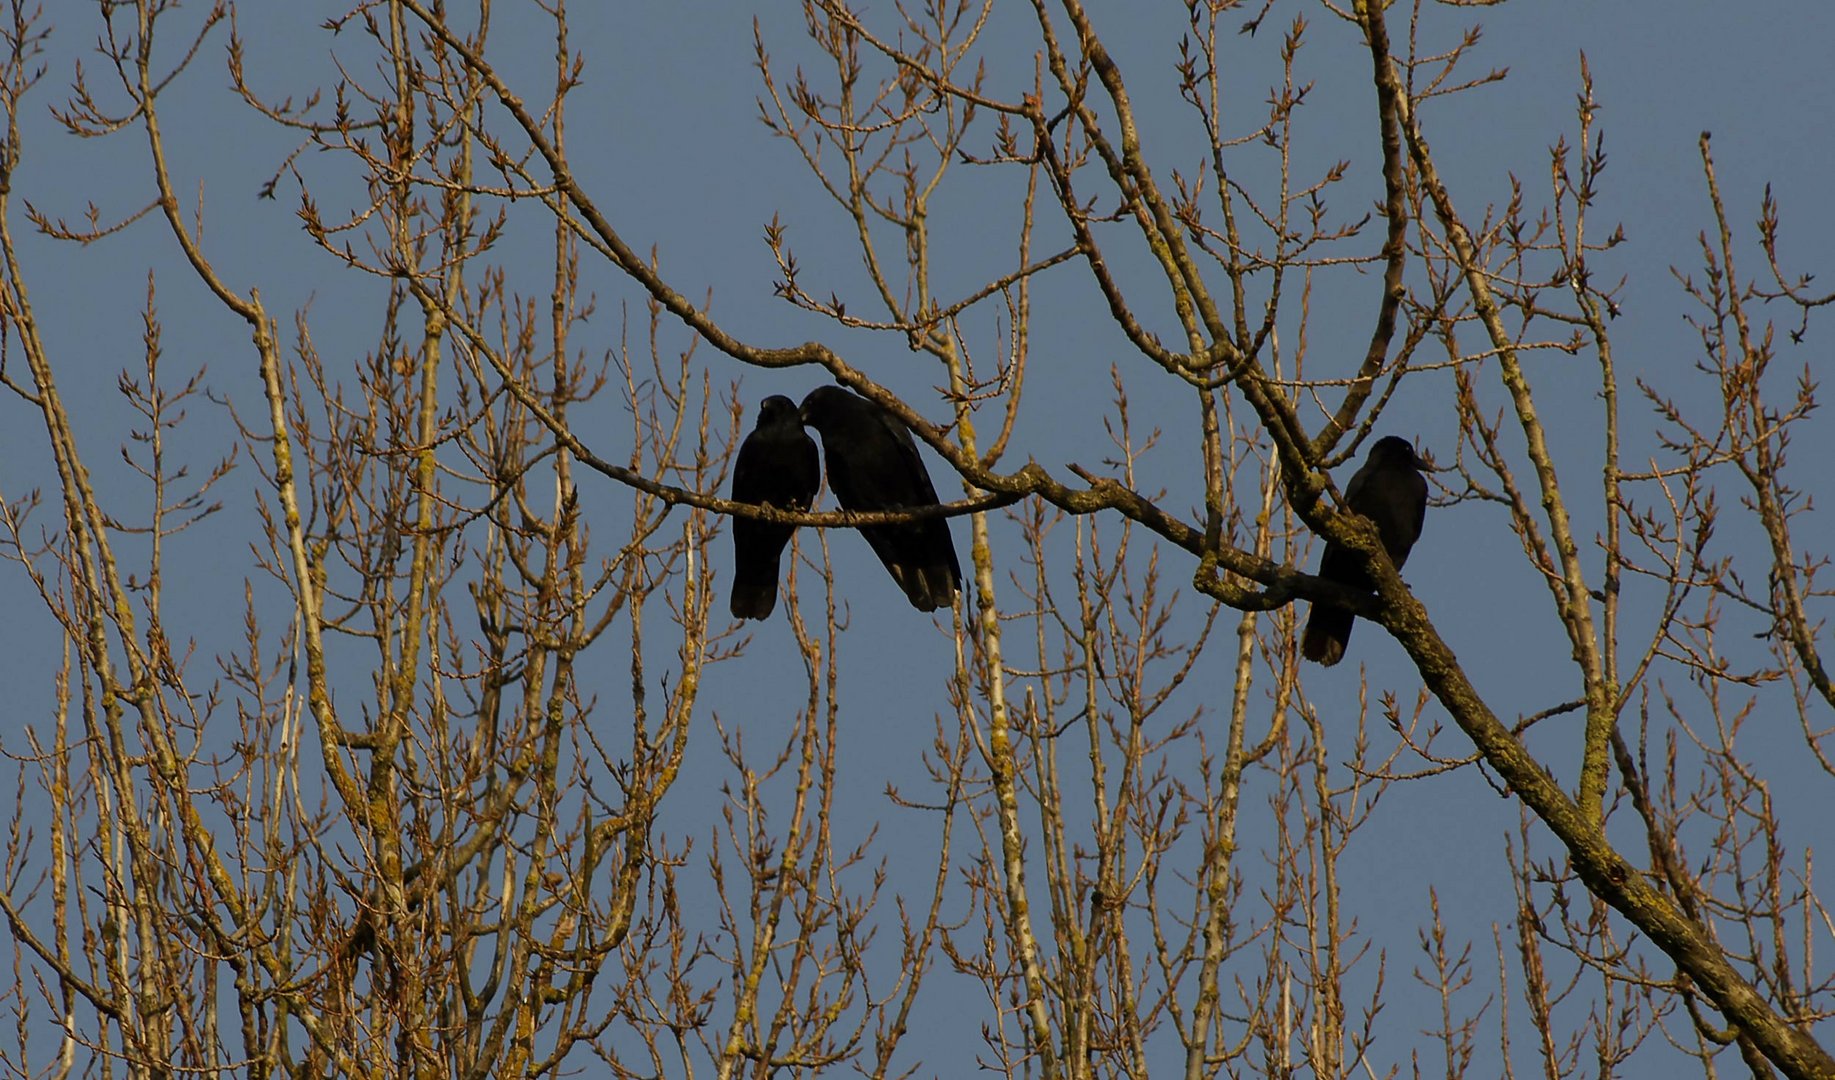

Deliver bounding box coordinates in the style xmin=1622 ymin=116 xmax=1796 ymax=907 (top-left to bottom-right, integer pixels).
xmin=2 ymin=1 xmax=1832 ymax=1074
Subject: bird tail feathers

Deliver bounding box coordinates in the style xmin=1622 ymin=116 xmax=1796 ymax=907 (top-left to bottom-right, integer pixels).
xmin=730 ymin=583 xmax=779 ymax=620
xmin=1300 ymin=604 xmax=1352 ymax=667
xmin=889 ymin=563 xmax=958 ymax=612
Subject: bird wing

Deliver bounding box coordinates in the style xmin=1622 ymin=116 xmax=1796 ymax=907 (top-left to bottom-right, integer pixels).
xmin=734 ymin=424 xmax=819 ymax=511
xmin=861 ymin=405 xmax=942 ymax=507
xmin=1344 ymin=454 xmax=1426 ymax=568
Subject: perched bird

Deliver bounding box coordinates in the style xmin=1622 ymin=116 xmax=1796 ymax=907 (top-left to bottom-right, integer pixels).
xmin=1300 ymin=435 xmax=1428 ymax=666
xmin=798 ymin=386 xmax=961 ymax=612
xmin=729 ymin=395 xmax=821 ymax=620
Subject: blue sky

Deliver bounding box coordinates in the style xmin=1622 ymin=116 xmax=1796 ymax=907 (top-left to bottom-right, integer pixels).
xmin=2 ymin=1 xmax=1832 ymax=1074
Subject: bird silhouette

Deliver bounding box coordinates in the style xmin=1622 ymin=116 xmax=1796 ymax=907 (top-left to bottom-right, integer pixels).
xmin=798 ymin=386 xmax=961 ymax=612
xmin=728 ymin=395 xmax=821 ymax=619
xmin=1301 ymin=436 xmax=1428 ymax=666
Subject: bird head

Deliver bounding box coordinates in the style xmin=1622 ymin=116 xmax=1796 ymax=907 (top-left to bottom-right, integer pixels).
xmin=797 ymin=385 xmax=856 ymax=433
xmin=756 ymin=394 xmax=800 ymax=426
xmin=1369 ymin=435 xmax=1425 ymax=471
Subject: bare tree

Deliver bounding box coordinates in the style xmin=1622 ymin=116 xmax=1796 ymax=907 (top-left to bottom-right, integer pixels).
xmin=0 ymin=1 xmax=1829 ymax=1078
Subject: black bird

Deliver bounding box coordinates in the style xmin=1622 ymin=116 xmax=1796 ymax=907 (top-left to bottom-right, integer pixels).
xmin=1301 ymin=435 xmax=1428 ymax=666
xmin=729 ymin=395 xmax=821 ymax=620
xmin=798 ymin=386 xmax=961 ymax=611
